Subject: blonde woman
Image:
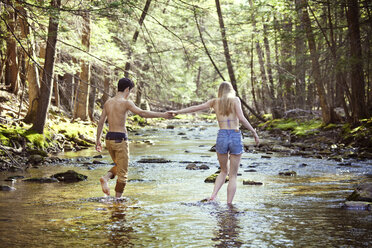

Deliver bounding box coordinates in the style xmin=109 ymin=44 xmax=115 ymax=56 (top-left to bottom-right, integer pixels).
xmin=168 ymin=82 xmax=259 ymax=204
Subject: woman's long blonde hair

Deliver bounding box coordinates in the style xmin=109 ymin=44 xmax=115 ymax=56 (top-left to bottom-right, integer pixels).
xmin=217 ymin=81 xmax=236 ymax=116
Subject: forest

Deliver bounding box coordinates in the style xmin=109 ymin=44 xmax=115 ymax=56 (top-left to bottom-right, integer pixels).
xmin=0 ymin=0 xmax=371 ymax=154
xmin=1 ymin=1 xmax=372 ymax=246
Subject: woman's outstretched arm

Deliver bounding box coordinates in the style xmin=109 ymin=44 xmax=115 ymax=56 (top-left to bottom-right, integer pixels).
xmin=234 ymin=97 xmax=260 ymax=145
xmin=169 ymin=99 xmax=214 ymax=115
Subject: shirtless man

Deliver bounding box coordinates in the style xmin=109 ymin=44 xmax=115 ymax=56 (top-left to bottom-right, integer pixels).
xmin=96 ymin=78 xmax=171 ymax=198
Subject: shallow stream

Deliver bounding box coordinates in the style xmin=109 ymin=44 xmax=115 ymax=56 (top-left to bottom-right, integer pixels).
xmin=0 ymin=120 xmax=371 ymax=247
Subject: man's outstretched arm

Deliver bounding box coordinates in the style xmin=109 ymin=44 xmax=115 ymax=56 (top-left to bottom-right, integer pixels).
xmin=96 ymin=108 xmax=107 ymax=152
xmin=127 ymin=101 xmax=172 ymax=119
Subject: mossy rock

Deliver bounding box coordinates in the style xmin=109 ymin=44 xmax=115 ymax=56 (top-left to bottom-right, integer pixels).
xmin=52 ymin=170 xmax=87 ymax=182
xmin=28 ymin=149 xmax=48 ymax=157
xmin=204 ymin=173 xmax=229 ymax=183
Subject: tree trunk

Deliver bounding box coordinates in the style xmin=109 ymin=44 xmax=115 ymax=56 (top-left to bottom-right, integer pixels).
xmin=299 ymin=0 xmax=335 ymax=124
xmin=53 ymin=76 xmax=60 ymax=108
xmin=74 ymin=12 xmax=91 ymax=121
xmin=215 ymin=0 xmax=264 ymax=121
xmin=124 ymin=0 xmax=152 ymax=77
xmin=294 ymin=0 xmax=306 ymax=110
xmin=4 ymin=0 xmax=19 ymax=94
xmin=88 ymin=70 xmax=97 ymax=120
xmin=21 ymin=6 xmax=41 ymax=124
xmin=102 ymin=75 xmax=110 ymax=105
xmin=194 ymin=7 xmax=225 ymax=81
xmin=31 ymin=0 xmax=61 ymax=134
xmin=346 ymin=0 xmax=367 ymax=122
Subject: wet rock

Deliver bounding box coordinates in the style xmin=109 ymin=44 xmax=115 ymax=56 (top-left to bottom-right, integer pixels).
xmin=24 ymin=177 xmax=59 ymax=183
xmin=337 ymin=162 xmax=352 ymax=167
xmin=184 ymin=150 xmax=190 ymax=153
xmin=93 ymin=155 xmax=103 ymax=159
xmin=5 ymin=175 xmax=24 ymax=181
xmin=166 ymin=125 xmax=175 ymax=129
xmin=209 ymin=145 xmax=216 ymax=152
xmin=28 ymin=149 xmax=48 ymax=157
xmin=279 ymin=171 xmax=297 ymax=176
xmin=261 ymin=155 xmax=271 ymax=159
xmin=127 ymin=179 xmax=155 ymax=183
xmin=299 ymin=163 xmax=308 ymax=167
xmin=144 ymin=140 xmax=155 ymax=145
xmin=92 ymin=160 xmax=106 ymax=164
xmin=186 ymin=163 xmax=197 ymax=170
xmin=244 ymin=169 xmax=257 ymax=172
xmin=342 ymin=201 xmax=371 ymax=211
xmin=243 ymin=180 xmax=263 ymax=185
xmin=346 ymin=182 xmax=372 ymax=202
xmin=137 ymin=158 xmax=171 ymax=163
xmin=204 ymin=173 xmax=228 ymax=183
xmin=52 ymin=170 xmax=87 ymax=182
xmin=199 ymin=164 xmax=210 ymax=170
xmin=178 ymin=132 xmax=186 ymax=135
xmin=27 ymin=154 xmax=44 ymax=165
xmin=186 ymin=163 xmax=210 ymax=170
xmin=0 ymin=185 xmax=16 ymax=191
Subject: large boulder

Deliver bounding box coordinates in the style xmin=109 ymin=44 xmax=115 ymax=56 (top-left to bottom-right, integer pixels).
xmin=52 ymin=170 xmax=87 ymax=182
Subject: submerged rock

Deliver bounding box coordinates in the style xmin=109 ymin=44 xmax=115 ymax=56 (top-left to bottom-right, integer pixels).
xmin=0 ymin=185 xmax=16 ymax=191
xmin=279 ymin=171 xmax=297 ymax=176
xmin=24 ymin=177 xmax=59 ymax=183
xmin=342 ymin=201 xmax=371 ymax=211
xmin=137 ymin=158 xmax=171 ymax=163
xmin=346 ymin=182 xmax=372 ymax=202
xmin=27 ymin=155 xmax=44 ymax=165
xmin=52 ymin=170 xmax=87 ymax=182
xmin=244 ymin=169 xmax=257 ymax=172
xmin=243 ymin=180 xmax=263 ymax=185
xmin=5 ymin=175 xmax=24 ymax=181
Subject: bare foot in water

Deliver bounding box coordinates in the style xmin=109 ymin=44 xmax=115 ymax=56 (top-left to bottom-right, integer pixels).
xmin=100 ymin=177 xmax=110 ymax=196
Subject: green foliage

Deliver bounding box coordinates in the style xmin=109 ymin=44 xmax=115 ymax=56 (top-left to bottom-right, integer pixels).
xmin=128 ymin=115 xmax=147 ymax=126
xmin=260 ymin=118 xmax=322 ymax=136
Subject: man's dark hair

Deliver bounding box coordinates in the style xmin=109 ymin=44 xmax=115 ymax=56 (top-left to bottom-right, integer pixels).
xmin=118 ymin=78 xmax=135 ymax=92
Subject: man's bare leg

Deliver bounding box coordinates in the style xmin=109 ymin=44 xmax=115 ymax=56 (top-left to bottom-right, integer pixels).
xmin=115 ymin=192 xmax=122 ymax=198
xmin=100 ymin=172 xmax=113 ymax=196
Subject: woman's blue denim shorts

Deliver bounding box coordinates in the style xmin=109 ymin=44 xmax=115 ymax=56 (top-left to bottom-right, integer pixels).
xmin=216 ymin=129 xmax=244 ymax=155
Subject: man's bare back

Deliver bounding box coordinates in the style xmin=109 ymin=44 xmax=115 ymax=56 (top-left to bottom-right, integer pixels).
xmin=95 ymin=79 xmax=171 ymax=198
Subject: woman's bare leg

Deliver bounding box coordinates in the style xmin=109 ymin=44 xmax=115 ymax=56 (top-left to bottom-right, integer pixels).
xmin=226 ymin=154 xmax=242 ymax=204
xmin=210 ymin=153 xmax=229 ymax=201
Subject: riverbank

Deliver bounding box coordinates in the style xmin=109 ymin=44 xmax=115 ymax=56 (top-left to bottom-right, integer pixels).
xmin=1 ymin=107 xmax=372 ymax=172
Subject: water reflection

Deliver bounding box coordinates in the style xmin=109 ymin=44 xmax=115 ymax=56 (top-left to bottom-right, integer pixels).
xmin=212 ymin=204 xmax=243 ymax=247
xmin=105 ymin=201 xmax=135 ymax=247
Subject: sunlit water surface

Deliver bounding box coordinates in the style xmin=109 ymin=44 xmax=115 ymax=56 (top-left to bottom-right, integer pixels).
xmin=1 ymin=120 xmax=371 ymax=247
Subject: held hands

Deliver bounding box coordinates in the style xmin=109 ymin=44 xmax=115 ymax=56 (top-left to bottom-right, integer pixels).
xmin=165 ymin=111 xmax=178 ymax=118
xmin=161 ymin=111 xmax=176 ymax=119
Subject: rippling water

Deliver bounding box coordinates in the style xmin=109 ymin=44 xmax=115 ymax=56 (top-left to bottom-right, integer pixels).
xmin=0 ymin=120 xmax=371 ymax=247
